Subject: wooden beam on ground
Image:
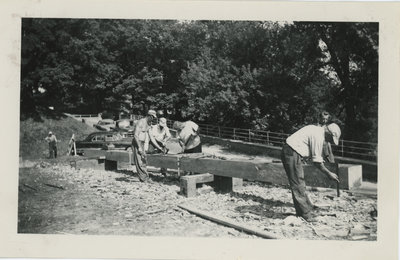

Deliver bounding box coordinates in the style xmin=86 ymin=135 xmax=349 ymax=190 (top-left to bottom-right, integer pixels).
xmin=105 ymin=151 xmax=362 ymax=190
xmin=180 ymin=157 xmax=287 ymax=184
xmin=147 ymin=154 xmax=180 ymax=169
xmin=178 ymin=204 xmax=279 ymax=239
xmin=105 ymin=150 xmax=132 ymax=164
xmin=82 ymin=149 xmax=107 ymax=158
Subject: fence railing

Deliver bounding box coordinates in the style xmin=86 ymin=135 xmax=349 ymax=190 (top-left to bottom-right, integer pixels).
xmin=195 ymin=122 xmax=377 ymax=162
xmin=134 ymin=114 xmax=378 ymax=162
xmin=70 ymin=114 xmax=100 ymax=118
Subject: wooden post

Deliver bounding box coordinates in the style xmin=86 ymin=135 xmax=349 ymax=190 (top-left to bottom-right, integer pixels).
xmin=266 ymin=131 xmax=269 ymax=145
xmin=105 ymin=160 xmax=118 ymax=171
xmin=233 ymin=128 xmax=236 ymax=140
xmin=178 ymin=205 xmax=278 ymax=239
xmin=73 ymin=141 xmax=77 ymax=156
xmin=248 ymin=129 xmax=251 ymax=142
xmin=218 ymin=126 xmax=221 ymax=137
xmin=68 ymin=134 xmax=76 ymax=156
xmin=341 ymin=140 xmax=344 ymax=157
xmin=213 ymin=175 xmax=243 ymax=193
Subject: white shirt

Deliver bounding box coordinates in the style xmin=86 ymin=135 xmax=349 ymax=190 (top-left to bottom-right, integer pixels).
xmin=178 ymin=121 xmax=201 ymax=150
xmin=149 ymin=125 xmax=171 ymax=142
xmin=286 ymin=125 xmax=325 ymax=163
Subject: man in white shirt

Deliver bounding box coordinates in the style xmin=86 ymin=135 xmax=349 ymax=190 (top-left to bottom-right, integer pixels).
xmin=281 ymin=123 xmax=341 ymax=221
xmin=173 ymin=120 xmax=202 ymax=153
xmin=146 ymin=117 xmax=171 ymax=154
xmin=45 ymin=131 xmax=58 ymax=158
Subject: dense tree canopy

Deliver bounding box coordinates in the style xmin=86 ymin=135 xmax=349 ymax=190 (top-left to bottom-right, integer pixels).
xmin=20 ymin=19 xmax=378 ymax=142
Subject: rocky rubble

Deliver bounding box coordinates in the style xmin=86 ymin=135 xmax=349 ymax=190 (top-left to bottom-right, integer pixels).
xmin=18 ymin=159 xmax=377 ymax=240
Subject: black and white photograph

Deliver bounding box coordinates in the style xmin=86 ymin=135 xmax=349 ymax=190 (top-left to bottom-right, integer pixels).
xmin=0 ymin=1 xmax=399 ymax=260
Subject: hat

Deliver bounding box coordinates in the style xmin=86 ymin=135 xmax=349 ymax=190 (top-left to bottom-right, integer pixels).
xmin=147 ymin=110 xmax=157 ymax=118
xmin=159 ymin=117 xmax=167 ymax=127
xmin=48 ymin=131 xmax=53 ymax=135
xmin=327 ymin=123 xmax=341 ymax=145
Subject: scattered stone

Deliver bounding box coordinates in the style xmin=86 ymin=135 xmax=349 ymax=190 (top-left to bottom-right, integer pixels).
xmin=351 ymin=223 xmax=369 ymax=235
xmin=351 ymin=235 xmax=369 ymax=240
xmin=283 ymin=216 xmax=303 ymax=226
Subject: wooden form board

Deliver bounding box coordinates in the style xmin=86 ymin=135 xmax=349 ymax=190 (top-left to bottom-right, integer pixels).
xmin=82 ymin=149 xmax=107 ymax=158
xmin=105 ymin=151 xmax=362 ymax=190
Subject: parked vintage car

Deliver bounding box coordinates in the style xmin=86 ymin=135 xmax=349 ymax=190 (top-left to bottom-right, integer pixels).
xmin=75 ymin=131 xmax=132 ymax=155
xmin=93 ymin=119 xmax=115 ymax=131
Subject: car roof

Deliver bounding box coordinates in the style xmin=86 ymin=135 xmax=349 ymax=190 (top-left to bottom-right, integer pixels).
xmin=99 ymin=119 xmax=114 ymax=123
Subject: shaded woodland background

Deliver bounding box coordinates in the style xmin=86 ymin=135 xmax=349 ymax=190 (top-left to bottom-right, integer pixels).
xmin=20 ymin=19 xmax=378 ymax=142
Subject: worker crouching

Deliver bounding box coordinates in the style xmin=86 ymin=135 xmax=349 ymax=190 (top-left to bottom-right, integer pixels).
xmin=172 ymin=120 xmax=202 ymax=153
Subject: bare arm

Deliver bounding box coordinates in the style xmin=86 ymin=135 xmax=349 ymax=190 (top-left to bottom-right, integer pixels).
xmin=313 ymin=162 xmax=339 ymax=182
xmin=163 ymin=128 xmax=172 ymax=143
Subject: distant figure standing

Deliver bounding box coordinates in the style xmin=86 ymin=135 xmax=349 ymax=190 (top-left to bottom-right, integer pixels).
xmin=45 ymin=131 xmax=58 ymax=158
xmin=173 ymin=120 xmax=201 ymax=153
xmin=131 ymin=110 xmax=157 ymax=182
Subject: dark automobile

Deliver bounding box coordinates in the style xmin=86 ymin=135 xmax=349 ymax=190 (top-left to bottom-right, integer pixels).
xmin=75 ymin=131 xmax=132 ymax=155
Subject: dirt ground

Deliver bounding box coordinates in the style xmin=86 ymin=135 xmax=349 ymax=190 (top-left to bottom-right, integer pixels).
xmin=18 ymin=144 xmax=377 ymax=240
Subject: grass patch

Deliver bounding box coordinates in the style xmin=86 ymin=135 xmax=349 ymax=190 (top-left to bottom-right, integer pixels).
xmin=20 ymin=112 xmax=97 ymax=159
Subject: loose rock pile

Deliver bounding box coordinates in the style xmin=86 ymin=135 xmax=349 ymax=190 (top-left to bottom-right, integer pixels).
xmin=18 ymin=160 xmax=377 ymax=240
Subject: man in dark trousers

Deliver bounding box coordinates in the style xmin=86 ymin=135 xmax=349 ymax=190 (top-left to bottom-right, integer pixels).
xmin=45 ymin=131 xmax=58 ymax=158
xmin=281 ymin=123 xmax=341 ymax=221
xmin=131 ymin=110 xmax=157 ymax=182
xmin=173 ymin=120 xmax=202 ymax=153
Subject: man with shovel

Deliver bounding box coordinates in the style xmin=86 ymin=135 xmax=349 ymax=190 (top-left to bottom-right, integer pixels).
xmin=281 ymin=123 xmax=341 ymax=222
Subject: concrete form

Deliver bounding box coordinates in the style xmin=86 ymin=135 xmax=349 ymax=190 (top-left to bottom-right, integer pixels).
xmin=104 ymin=151 xmax=362 ymax=195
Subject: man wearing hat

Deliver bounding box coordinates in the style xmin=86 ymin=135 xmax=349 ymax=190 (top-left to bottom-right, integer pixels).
xmin=146 ymin=117 xmax=171 ymax=154
xmin=45 ymin=131 xmax=58 ymax=158
xmin=131 ymin=110 xmax=157 ymax=182
xmin=281 ymin=123 xmax=341 ymax=221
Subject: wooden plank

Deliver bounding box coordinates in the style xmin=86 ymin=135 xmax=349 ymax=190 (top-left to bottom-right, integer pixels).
xmin=178 ymin=204 xmax=279 ymax=239
xmin=82 ymin=149 xmax=107 ymax=158
xmin=180 ymin=158 xmax=287 ymax=184
xmin=106 ymin=150 xmax=132 ymax=163
xmin=147 ymin=154 xmax=180 ymax=169
xmin=105 ymin=151 xmax=362 ymax=190
xmin=181 ymin=173 xmax=214 ymax=183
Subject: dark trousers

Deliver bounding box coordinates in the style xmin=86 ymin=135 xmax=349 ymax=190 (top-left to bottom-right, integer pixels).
xmin=49 ymin=144 xmax=57 ymax=158
xmin=281 ymin=144 xmax=313 ymax=217
xmin=132 ymin=140 xmax=149 ymax=182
